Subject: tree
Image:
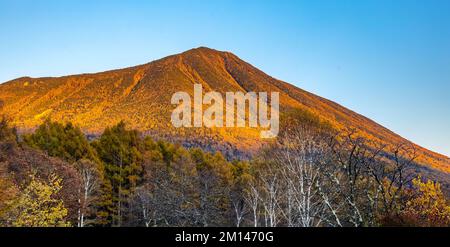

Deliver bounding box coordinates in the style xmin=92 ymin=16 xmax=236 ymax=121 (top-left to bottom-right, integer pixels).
xmin=368 ymin=143 xmax=417 ymax=224
xmin=248 ymin=124 xmax=337 ymax=227
xmin=75 ymin=159 xmax=101 ymax=227
xmin=6 ymin=174 xmax=70 ymax=227
xmin=0 ymin=117 xmax=16 ymax=142
xmin=401 ymin=178 xmax=450 ymax=226
xmin=273 ymin=127 xmax=330 ymax=227
xmin=245 ymin=178 xmax=261 ymax=227
xmin=229 ymin=161 xmax=251 ymax=227
xmin=0 ymin=165 xmax=19 ymax=226
xmin=133 ymin=140 xmax=199 ymax=226
xmin=191 ymin=149 xmax=233 ymax=226
xmin=24 ymin=119 xmax=97 ymax=162
xmin=0 ymin=116 xmax=18 ymax=154
xmin=247 ymin=125 xmax=425 ymax=227
xmin=92 ymin=121 xmax=144 ymax=226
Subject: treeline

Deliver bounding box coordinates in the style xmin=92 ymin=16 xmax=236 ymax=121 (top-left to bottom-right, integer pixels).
xmin=0 ymin=118 xmax=449 ymax=227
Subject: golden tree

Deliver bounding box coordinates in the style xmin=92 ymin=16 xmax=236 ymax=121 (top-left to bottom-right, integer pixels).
xmin=7 ymin=174 xmax=70 ymax=227
xmin=403 ymin=177 xmax=450 ymax=226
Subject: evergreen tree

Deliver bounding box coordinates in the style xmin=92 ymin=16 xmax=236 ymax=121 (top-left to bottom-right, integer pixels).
xmin=92 ymin=121 xmax=144 ymax=226
xmin=24 ymin=119 xmax=97 ymax=162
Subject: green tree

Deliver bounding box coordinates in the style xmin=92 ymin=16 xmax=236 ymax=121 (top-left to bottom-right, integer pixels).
xmin=92 ymin=121 xmax=144 ymax=226
xmin=191 ymin=148 xmax=233 ymax=226
xmin=24 ymin=119 xmax=97 ymax=162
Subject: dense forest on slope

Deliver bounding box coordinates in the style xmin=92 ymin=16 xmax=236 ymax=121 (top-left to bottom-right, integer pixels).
xmin=0 ymin=47 xmax=448 ymax=174
xmin=1 ymin=118 xmax=449 ymax=227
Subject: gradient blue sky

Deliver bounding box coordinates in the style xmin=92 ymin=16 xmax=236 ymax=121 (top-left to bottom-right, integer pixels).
xmin=0 ymin=0 xmax=449 ymax=156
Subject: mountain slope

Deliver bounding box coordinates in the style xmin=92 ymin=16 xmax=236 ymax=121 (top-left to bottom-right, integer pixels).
xmin=0 ymin=47 xmax=449 ymax=174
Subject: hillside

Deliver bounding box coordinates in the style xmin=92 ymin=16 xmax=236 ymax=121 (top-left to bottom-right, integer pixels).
xmin=0 ymin=47 xmax=449 ymax=175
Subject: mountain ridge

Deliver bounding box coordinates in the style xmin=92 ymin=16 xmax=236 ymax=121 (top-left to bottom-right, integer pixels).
xmin=0 ymin=47 xmax=449 ymax=174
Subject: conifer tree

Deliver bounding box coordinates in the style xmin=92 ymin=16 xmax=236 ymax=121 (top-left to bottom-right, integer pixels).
xmin=24 ymin=119 xmax=97 ymax=162
xmin=93 ymin=121 xmax=144 ymax=226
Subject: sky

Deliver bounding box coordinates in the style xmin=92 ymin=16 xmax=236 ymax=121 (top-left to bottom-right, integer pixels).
xmin=0 ymin=0 xmax=449 ymax=156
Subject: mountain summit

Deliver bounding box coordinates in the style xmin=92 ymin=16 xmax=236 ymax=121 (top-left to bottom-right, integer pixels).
xmin=0 ymin=47 xmax=449 ymax=175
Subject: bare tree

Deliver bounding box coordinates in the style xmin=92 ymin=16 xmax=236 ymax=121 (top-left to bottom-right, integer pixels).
xmin=367 ymin=142 xmax=417 ymax=221
xmin=245 ymin=182 xmax=260 ymax=227
xmin=230 ymin=191 xmax=247 ymax=227
xmin=75 ymin=159 xmax=100 ymax=227
xmin=273 ymin=128 xmax=329 ymax=227
xmin=325 ymin=130 xmax=380 ymax=226
xmin=322 ymin=129 xmax=418 ymax=226
xmin=133 ymin=152 xmax=200 ymax=227
xmin=260 ymin=174 xmax=280 ymax=227
xmin=134 ymin=185 xmax=154 ymax=227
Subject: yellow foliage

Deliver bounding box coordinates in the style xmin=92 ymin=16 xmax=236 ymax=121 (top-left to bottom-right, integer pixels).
xmin=404 ymin=177 xmax=450 ymax=226
xmin=33 ymin=109 xmax=53 ymax=120
xmin=7 ymin=174 xmax=70 ymax=227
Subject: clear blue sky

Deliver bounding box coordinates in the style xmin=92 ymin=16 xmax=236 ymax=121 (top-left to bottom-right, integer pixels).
xmin=0 ymin=0 xmax=449 ymax=156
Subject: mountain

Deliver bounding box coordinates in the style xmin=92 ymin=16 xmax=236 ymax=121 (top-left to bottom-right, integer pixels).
xmin=0 ymin=47 xmax=449 ymax=176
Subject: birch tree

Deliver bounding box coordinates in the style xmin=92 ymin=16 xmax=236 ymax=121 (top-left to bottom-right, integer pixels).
xmin=274 ymin=129 xmax=329 ymax=227
xmin=75 ymin=159 xmax=100 ymax=227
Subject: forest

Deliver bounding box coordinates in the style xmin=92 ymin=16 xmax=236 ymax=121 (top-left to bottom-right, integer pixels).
xmin=0 ymin=117 xmax=449 ymax=227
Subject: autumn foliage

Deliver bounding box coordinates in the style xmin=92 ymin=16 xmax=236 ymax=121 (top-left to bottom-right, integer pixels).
xmin=0 ymin=117 xmax=449 ymax=227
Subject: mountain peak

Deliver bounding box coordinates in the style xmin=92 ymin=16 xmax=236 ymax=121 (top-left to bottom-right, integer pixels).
xmin=180 ymin=46 xmax=234 ymax=58
xmin=186 ymin=46 xmax=223 ymax=53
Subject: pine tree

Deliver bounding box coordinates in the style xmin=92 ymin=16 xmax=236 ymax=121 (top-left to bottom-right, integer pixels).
xmin=24 ymin=119 xmax=97 ymax=162
xmin=92 ymin=121 xmax=144 ymax=226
